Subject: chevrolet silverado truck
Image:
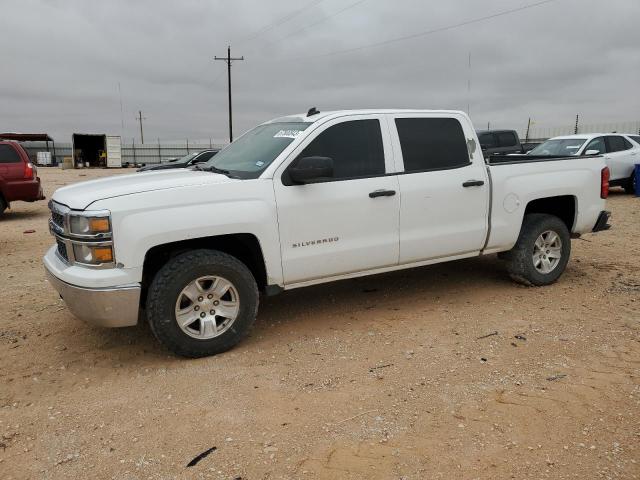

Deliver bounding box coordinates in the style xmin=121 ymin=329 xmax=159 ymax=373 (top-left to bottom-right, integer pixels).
xmin=44 ymin=109 xmax=611 ymax=357
xmin=0 ymin=141 xmax=45 ymax=216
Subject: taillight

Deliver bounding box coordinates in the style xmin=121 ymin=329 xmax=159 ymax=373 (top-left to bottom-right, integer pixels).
xmin=600 ymin=166 xmax=610 ymax=199
xmin=23 ymin=162 xmax=34 ymax=180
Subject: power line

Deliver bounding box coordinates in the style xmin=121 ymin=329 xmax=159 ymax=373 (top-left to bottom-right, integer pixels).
xmin=279 ymin=0 xmax=371 ymax=41
xmin=289 ymin=0 xmax=558 ymax=60
xmin=236 ymin=0 xmax=325 ymax=45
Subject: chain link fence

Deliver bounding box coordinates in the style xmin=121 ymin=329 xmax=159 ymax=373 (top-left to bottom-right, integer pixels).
xmin=518 ymin=120 xmax=640 ymax=142
xmin=22 ymin=139 xmax=227 ymax=166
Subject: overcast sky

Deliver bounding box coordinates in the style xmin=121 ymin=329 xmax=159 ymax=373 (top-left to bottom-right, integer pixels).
xmin=1 ymin=0 xmax=639 ymax=143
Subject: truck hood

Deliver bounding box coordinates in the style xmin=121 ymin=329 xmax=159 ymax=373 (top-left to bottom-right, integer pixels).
xmin=53 ymin=169 xmax=235 ymax=210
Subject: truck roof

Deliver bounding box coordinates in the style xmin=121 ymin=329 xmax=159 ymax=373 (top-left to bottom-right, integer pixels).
xmin=266 ymin=109 xmax=469 ymax=124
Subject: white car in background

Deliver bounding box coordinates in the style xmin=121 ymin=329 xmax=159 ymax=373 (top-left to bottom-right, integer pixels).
xmin=529 ymin=133 xmax=640 ymax=193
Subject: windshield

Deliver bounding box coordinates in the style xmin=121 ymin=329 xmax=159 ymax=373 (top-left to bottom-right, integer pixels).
xmin=203 ymin=122 xmax=310 ymax=178
xmin=529 ymin=138 xmax=587 ymax=156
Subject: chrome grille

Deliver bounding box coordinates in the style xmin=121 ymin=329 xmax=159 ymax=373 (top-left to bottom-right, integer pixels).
xmin=51 ymin=211 xmax=65 ymax=229
xmin=56 ymin=238 xmax=69 ymax=261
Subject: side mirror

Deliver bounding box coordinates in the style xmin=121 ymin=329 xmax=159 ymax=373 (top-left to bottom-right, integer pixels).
xmin=585 ymin=149 xmax=601 ymax=156
xmin=289 ymin=156 xmax=333 ymax=184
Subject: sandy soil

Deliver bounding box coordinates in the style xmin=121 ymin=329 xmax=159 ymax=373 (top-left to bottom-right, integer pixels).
xmin=0 ymin=167 xmax=638 ymax=479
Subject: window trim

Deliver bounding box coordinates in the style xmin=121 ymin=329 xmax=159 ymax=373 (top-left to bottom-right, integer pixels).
xmin=392 ymin=160 xmax=473 ymax=175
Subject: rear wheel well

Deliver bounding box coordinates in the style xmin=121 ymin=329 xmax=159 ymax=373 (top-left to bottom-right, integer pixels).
xmin=142 ymin=234 xmax=267 ymax=303
xmin=524 ymin=195 xmax=576 ymax=232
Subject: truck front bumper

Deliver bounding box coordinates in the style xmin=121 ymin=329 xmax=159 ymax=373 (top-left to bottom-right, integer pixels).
xmin=44 ymin=264 xmax=141 ymax=328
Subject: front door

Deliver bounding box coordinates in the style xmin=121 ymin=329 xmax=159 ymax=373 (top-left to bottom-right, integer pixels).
xmin=389 ymin=114 xmax=489 ymax=264
xmin=273 ymin=116 xmax=400 ymax=285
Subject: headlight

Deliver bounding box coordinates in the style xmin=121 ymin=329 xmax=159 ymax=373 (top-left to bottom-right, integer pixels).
xmin=69 ymin=215 xmax=111 ymax=236
xmin=49 ymin=203 xmax=116 ymax=268
xmin=72 ymin=244 xmax=114 ymax=265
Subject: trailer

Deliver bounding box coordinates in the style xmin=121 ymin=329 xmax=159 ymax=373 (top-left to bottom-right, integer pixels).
xmin=71 ymin=134 xmax=121 ymax=168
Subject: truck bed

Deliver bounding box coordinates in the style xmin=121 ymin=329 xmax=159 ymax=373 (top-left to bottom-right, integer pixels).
xmin=484 ymin=154 xmax=606 ymax=254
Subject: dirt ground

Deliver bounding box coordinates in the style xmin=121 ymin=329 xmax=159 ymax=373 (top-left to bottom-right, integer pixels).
xmin=1 ymin=167 xmax=638 ymax=480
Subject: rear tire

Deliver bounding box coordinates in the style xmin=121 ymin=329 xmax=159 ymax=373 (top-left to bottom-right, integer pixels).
xmin=146 ymin=249 xmax=259 ymax=358
xmin=0 ymin=197 xmax=6 ymax=217
xmin=502 ymin=214 xmax=571 ymax=286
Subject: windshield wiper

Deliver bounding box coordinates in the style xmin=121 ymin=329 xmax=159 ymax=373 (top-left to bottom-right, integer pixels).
xmin=193 ymin=164 xmax=239 ymax=178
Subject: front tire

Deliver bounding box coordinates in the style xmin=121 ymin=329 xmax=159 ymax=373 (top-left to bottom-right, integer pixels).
xmin=146 ymin=249 xmax=259 ymax=358
xmin=503 ymin=214 xmax=571 ymax=286
xmin=0 ymin=197 xmax=6 ymax=217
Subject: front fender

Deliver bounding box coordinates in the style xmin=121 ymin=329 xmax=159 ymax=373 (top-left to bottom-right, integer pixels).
xmin=91 ymin=180 xmax=283 ymax=285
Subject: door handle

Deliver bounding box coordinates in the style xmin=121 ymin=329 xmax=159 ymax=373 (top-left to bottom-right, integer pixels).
xmin=369 ymin=189 xmax=396 ymax=198
xmin=462 ymin=180 xmax=485 ymax=187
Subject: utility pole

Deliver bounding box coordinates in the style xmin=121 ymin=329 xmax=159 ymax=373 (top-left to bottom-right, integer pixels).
xmin=525 ymin=117 xmax=532 ymax=143
xmin=574 ymin=114 xmax=579 ymax=135
xmin=136 ymin=110 xmax=146 ymax=144
xmin=467 ymin=52 xmax=471 ymax=116
xmin=215 ymin=46 xmax=244 ymax=143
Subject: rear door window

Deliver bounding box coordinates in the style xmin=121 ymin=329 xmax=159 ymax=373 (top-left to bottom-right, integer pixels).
xmin=606 ymin=135 xmax=632 ymax=153
xmin=0 ymin=144 xmax=22 ymax=163
xmin=478 ymin=133 xmax=497 ymax=148
xmin=395 ymin=118 xmax=469 ymax=172
xmin=497 ymin=132 xmax=518 ymax=147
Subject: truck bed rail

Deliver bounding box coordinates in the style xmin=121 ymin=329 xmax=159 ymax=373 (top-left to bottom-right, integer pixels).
xmin=487 ymin=154 xmax=598 ymax=166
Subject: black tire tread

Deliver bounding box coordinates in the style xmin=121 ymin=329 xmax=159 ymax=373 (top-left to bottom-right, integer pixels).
xmin=503 ymin=213 xmax=571 ymax=287
xmin=146 ymin=249 xmax=258 ymax=358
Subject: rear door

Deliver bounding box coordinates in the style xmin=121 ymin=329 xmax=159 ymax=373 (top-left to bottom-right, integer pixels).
xmin=390 ymin=114 xmax=489 ymax=264
xmin=273 ymin=115 xmax=400 ymax=285
xmin=106 ymin=136 xmax=122 ymax=168
xmin=605 ymin=135 xmax=636 ymax=181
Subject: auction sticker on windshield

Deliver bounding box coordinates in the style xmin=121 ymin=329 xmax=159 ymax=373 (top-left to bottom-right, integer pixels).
xmin=274 ymin=129 xmax=303 ymax=139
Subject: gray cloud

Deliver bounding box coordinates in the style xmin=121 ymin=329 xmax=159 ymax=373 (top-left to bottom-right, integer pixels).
xmin=1 ymin=0 xmax=639 ymax=142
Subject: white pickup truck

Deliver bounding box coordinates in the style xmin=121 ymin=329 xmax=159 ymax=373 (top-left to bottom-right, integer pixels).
xmin=44 ymin=109 xmax=611 ymax=357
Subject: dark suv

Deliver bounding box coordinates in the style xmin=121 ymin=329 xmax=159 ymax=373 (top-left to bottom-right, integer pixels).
xmin=476 ymin=130 xmax=524 ymax=157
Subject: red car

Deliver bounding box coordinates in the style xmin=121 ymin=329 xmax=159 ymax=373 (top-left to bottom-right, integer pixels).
xmin=0 ymin=141 xmax=45 ymax=216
